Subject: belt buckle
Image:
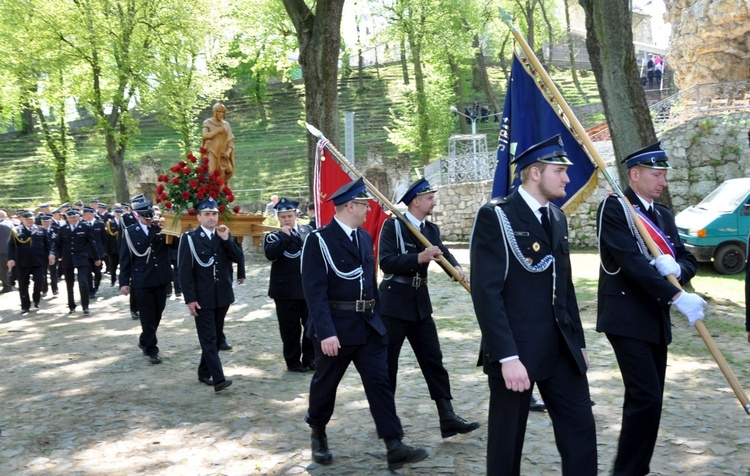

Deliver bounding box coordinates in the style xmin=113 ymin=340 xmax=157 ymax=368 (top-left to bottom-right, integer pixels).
xmin=412 ymin=276 xmax=422 ymax=288
xmin=355 ymin=300 xmax=366 ymax=312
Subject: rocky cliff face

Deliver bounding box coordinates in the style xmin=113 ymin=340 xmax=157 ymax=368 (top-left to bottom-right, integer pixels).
xmin=664 ymin=0 xmax=750 ymax=89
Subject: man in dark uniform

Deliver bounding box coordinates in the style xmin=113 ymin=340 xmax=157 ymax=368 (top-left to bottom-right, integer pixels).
xmin=119 ymin=201 xmax=172 ymax=365
xmin=0 ymin=210 xmax=13 ymax=293
xmin=178 ymin=198 xmax=243 ymax=393
xmin=39 ymin=215 xmax=59 ymax=296
xmin=121 ymin=203 xmax=138 ymax=227
xmin=378 ymin=178 xmax=479 ymax=438
xmin=35 ymin=203 xmax=51 ymax=226
xmin=597 ymin=142 xmax=705 ymax=475
xmin=103 ymin=208 xmax=122 ymax=286
xmin=264 ymin=197 xmax=315 ymax=372
xmin=470 ymin=135 xmax=597 ymax=475
xmin=301 ymin=178 xmax=428 ymax=471
xmin=8 ymin=211 xmax=55 ymax=314
xmin=96 ymin=203 xmax=112 ymax=222
xmin=55 ymin=209 xmax=101 ymax=314
xmin=82 ymin=208 xmax=105 ymax=296
xmin=121 ymin=201 xmax=140 ymax=318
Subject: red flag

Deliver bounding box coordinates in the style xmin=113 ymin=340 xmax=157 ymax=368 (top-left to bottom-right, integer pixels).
xmin=314 ymin=143 xmax=389 ymax=260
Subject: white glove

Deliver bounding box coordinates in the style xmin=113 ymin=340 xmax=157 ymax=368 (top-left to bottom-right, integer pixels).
xmin=652 ymin=255 xmax=681 ymax=279
xmin=672 ymin=291 xmax=706 ymax=327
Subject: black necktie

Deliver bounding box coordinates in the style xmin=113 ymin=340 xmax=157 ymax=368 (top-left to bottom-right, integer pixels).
xmin=419 ymin=222 xmax=425 ymax=233
xmin=350 ymin=230 xmax=359 ymax=251
xmin=539 ymin=206 xmax=552 ymax=241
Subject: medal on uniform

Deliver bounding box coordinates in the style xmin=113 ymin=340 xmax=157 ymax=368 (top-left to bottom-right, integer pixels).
xmin=532 ymin=242 xmax=540 ymax=252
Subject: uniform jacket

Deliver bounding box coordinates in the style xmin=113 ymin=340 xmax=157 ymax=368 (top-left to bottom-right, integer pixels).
xmin=54 ymin=222 xmax=100 ymax=268
xmin=264 ymin=224 xmax=313 ymax=300
xmin=470 ymin=192 xmax=586 ymax=380
xmin=103 ymin=219 xmax=120 ymax=255
xmin=378 ymin=217 xmax=459 ymax=320
xmin=8 ymin=224 xmax=53 ymax=268
xmin=118 ymin=222 xmax=173 ymax=289
xmin=0 ymin=219 xmax=12 ymax=254
xmin=596 ymin=187 xmax=697 ymax=345
xmin=84 ymin=220 xmax=106 ymax=257
xmin=301 ymin=219 xmax=386 ymax=345
xmin=177 ymin=227 xmax=243 ymax=309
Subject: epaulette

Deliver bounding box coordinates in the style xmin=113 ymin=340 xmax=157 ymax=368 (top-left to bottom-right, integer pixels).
xmin=488 ymin=196 xmax=510 ymax=207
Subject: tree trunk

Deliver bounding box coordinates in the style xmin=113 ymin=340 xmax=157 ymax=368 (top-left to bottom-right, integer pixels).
xmin=408 ymin=27 xmax=430 ymax=165
xmin=21 ymin=97 xmax=35 ymax=135
xmin=447 ymin=54 xmax=468 ymax=135
xmin=283 ymin=0 xmax=345 ymax=195
xmin=254 ymin=70 xmax=268 ymax=123
xmin=35 ymin=106 xmax=69 ymax=202
xmin=564 ymin=0 xmax=588 ymax=102
xmin=539 ymin=0 xmax=554 ymax=69
xmin=472 ymin=36 xmax=500 ymax=116
xmin=579 ymin=0 xmax=670 ymax=207
xmin=400 ymin=36 xmax=410 ymax=85
xmin=104 ymin=115 xmax=131 ymax=203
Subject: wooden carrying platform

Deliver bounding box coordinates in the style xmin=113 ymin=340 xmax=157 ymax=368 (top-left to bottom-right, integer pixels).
xmin=160 ymin=212 xmax=274 ymax=245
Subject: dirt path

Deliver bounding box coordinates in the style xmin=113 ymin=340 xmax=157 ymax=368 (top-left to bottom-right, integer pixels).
xmin=1 ymin=249 xmax=749 ymax=475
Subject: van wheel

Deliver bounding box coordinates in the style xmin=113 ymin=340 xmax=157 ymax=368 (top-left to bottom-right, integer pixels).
xmin=713 ymin=243 xmax=746 ymax=275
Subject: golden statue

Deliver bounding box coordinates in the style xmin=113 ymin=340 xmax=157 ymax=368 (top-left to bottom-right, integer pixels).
xmin=202 ymin=101 xmax=235 ymax=185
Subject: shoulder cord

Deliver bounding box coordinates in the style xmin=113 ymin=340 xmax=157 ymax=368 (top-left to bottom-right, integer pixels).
xmin=12 ymin=228 xmax=32 ymax=245
xmin=597 ymin=196 xmax=653 ymax=276
xmin=317 ymin=233 xmax=364 ymax=301
xmin=384 ymin=219 xmax=419 ymax=281
xmin=265 ymin=231 xmax=302 ymax=259
xmin=494 ymin=206 xmax=557 ymax=305
xmin=186 ymin=233 xmax=215 ymax=268
xmin=105 ymin=221 xmax=118 ymax=237
xmin=123 ymin=227 xmax=152 ymax=263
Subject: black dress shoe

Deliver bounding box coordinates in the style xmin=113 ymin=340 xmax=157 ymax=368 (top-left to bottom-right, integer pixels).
xmin=52 ymin=290 xmax=58 ymax=296
xmin=385 ymin=438 xmax=428 ymax=471
xmin=219 ymin=341 xmax=232 ymax=351
xmin=439 ymin=411 xmax=481 ymax=438
xmin=530 ymin=396 xmax=546 ymax=412
xmin=214 ymin=379 xmax=233 ymax=392
xmin=304 ymin=362 xmax=316 ymax=371
xmin=288 ymin=364 xmax=308 ymax=373
xmin=311 ymin=426 xmax=332 ymax=465
xmin=198 ymin=376 xmax=214 ymax=386
xmin=131 ymin=311 xmax=140 ymax=320
xmin=21 ymin=309 xmax=29 ymax=315
xmin=148 ymin=354 xmax=162 ymax=364
xmin=83 ymin=309 xmax=90 ymax=315
xmin=68 ymin=308 xmax=75 ymax=315
xmin=34 ymin=302 xmax=40 ymax=308
xmin=138 ymin=343 xmax=148 ymax=355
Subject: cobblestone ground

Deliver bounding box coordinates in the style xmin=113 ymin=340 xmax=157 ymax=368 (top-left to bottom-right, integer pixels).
xmin=2 ymin=248 xmax=750 ymax=475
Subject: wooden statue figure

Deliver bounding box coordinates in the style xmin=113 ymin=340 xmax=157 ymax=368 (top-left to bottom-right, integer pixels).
xmin=202 ymin=101 xmax=235 ymax=186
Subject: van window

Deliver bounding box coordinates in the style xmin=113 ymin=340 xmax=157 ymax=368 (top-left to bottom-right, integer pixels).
xmin=695 ymin=181 xmax=750 ymax=212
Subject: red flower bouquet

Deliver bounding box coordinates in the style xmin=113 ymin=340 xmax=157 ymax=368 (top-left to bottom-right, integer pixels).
xmin=156 ymin=148 xmax=241 ymax=219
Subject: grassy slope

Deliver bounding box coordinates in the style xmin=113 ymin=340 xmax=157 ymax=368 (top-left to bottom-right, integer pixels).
xmin=0 ymin=63 xmax=600 ymax=210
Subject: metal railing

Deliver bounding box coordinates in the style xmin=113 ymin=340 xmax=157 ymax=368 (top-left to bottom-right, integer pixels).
xmin=425 ymin=151 xmax=496 ymax=185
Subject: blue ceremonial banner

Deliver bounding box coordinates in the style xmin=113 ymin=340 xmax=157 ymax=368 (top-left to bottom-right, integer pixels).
xmin=492 ymin=51 xmax=597 ymax=211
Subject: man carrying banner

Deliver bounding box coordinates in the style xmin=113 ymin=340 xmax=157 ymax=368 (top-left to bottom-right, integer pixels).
xmin=597 ymin=142 xmax=705 ymax=475
xmin=301 ymin=177 xmax=428 ymax=471
xmin=471 ymin=135 xmax=597 ymax=475
xmin=378 ymin=178 xmax=479 ymax=438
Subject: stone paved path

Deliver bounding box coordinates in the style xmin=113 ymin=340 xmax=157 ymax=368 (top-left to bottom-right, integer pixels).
xmin=2 ymin=248 xmax=750 ymax=475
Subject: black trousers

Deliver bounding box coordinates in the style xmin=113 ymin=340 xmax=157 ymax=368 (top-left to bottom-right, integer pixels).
xmin=273 ymin=298 xmax=314 ymax=368
xmin=382 ymin=314 xmax=452 ymax=400
xmin=305 ymin=329 xmax=403 ymax=439
xmin=194 ymin=305 xmax=229 ymax=384
xmin=108 ymin=253 xmax=119 ymax=285
xmin=486 ymin=346 xmax=597 ymax=476
xmin=169 ymin=260 xmax=181 ymax=294
xmin=42 ymin=261 xmax=58 ymax=294
xmin=135 ymin=283 xmax=169 ymax=356
xmin=607 ymin=333 xmax=668 ymax=476
xmin=62 ymin=265 xmax=90 ymax=310
xmin=17 ymin=265 xmax=44 ymax=310
xmin=89 ymin=260 xmax=102 ymax=292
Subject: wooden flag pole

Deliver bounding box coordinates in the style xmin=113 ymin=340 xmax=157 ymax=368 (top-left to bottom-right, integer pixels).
xmin=499 ymin=9 xmax=749 ymax=414
xmin=305 ymin=123 xmax=471 ymax=293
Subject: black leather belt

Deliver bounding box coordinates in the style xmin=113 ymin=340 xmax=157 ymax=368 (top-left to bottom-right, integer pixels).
xmin=388 ymin=275 xmax=428 ymax=288
xmin=329 ymin=299 xmax=376 ymax=312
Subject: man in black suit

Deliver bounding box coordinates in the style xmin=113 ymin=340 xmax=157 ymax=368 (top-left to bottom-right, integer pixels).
xmin=119 ymin=201 xmax=173 ymax=365
xmin=103 ymin=209 xmax=122 ymax=287
xmin=54 ymin=209 xmax=101 ymax=315
xmin=597 ymin=142 xmax=704 ymax=475
xmin=378 ymin=178 xmax=479 ymax=438
xmin=470 ymin=135 xmax=597 ymax=475
xmin=82 ymin=208 xmax=105 ymax=296
xmin=39 ymin=215 xmax=59 ymax=297
xmin=178 ymin=197 xmax=244 ymax=393
xmin=8 ymin=211 xmax=55 ymax=314
xmin=301 ymin=177 xmax=428 ymax=471
xmin=264 ymin=197 xmax=315 ymax=372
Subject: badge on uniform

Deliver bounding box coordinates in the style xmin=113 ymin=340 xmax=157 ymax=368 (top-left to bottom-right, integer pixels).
xmin=532 ymin=242 xmax=540 ymax=252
